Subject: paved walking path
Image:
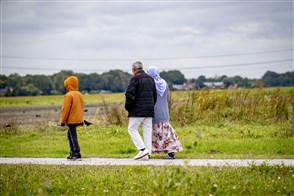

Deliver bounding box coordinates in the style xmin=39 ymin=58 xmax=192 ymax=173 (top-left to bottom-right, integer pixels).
xmin=0 ymin=158 xmax=293 ymax=167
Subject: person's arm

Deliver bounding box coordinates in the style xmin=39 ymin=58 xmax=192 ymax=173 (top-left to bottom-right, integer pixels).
xmin=166 ymin=85 xmax=169 ymax=102
xmin=153 ymin=82 xmax=157 ymax=105
xmin=60 ymin=94 xmax=72 ymax=126
xmin=125 ymin=78 xmax=136 ymax=111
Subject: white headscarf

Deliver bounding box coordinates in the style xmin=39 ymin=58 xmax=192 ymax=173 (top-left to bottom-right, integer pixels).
xmin=147 ymin=66 xmax=167 ymax=97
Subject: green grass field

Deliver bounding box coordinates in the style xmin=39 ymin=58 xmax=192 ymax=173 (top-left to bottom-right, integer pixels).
xmin=1 ymin=122 xmax=293 ymax=159
xmin=0 ymin=93 xmax=124 ymax=107
xmin=1 ymin=87 xmax=293 ymax=107
xmin=0 ymin=87 xmax=293 ymax=158
xmin=1 ymin=164 xmax=293 ymax=195
xmin=1 ymin=87 xmax=293 ymax=195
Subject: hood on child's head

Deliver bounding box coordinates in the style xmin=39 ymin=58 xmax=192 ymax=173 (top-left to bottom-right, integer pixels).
xmin=64 ymin=76 xmax=79 ymax=91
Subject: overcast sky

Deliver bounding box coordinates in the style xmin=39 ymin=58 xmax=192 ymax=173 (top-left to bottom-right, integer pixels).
xmin=1 ymin=0 xmax=293 ymax=79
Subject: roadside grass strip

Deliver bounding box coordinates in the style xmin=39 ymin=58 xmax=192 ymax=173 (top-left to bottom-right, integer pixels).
xmin=1 ymin=164 xmax=293 ymax=195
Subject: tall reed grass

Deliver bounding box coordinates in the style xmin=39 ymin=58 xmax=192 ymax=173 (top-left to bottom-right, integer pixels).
xmin=170 ymin=88 xmax=294 ymax=125
xmin=97 ymin=98 xmax=128 ymax=126
xmin=97 ymin=88 xmax=294 ymax=127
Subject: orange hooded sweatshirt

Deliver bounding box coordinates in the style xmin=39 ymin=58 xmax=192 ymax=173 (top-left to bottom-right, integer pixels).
xmin=61 ymin=76 xmax=84 ymax=125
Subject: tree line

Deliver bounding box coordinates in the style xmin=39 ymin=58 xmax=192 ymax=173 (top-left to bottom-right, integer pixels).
xmin=0 ymin=70 xmax=293 ymax=96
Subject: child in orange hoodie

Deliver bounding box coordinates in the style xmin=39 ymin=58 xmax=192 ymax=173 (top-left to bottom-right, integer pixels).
xmin=60 ymin=76 xmax=84 ymax=161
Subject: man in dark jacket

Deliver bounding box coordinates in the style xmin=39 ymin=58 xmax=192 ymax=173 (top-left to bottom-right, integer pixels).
xmin=125 ymin=61 xmax=157 ymax=160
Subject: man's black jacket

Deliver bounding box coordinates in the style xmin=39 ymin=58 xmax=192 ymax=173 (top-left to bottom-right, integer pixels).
xmin=125 ymin=70 xmax=157 ymax=117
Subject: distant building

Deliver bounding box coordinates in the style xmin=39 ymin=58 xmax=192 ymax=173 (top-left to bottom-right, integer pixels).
xmin=0 ymin=87 xmax=13 ymax=95
xmin=203 ymin=82 xmax=224 ymax=89
xmin=172 ymin=84 xmax=184 ymax=91
xmin=172 ymin=83 xmax=196 ymax=91
xmin=0 ymin=88 xmax=6 ymax=95
xmin=100 ymin=90 xmax=112 ymax=94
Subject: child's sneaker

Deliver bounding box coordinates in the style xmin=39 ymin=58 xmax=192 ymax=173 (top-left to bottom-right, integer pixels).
xmin=68 ymin=153 xmax=82 ymax=161
xmin=67 ymin=155 xmax=73 ymax=160
xmin=67 ymin=152 xmax=73 ymax=160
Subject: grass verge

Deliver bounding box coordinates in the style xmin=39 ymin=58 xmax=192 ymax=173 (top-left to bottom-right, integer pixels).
xmin=0 ymin=164 xmax=293 ymax=195
xmin=0 ymin=122 xmax=293 ymax=159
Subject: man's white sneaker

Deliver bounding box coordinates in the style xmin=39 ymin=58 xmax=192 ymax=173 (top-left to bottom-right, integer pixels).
xmin=139 ymin=155 xmax=149 ymax=161
xmin=133 ymin=149 xmax=149 ymax=160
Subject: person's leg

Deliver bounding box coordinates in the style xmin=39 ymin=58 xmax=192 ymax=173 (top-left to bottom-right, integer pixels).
xmin=128 ymin=117 xmax=146 ymax=150
xmin=68 ymin=125 xmax=81 ymax=158
xmin=128 ymin=117 xmax=150 ymax=160
xmin=141 ymin=117 xmax=152 ymax=154
xmin=67 ymin=129 xmax=74 ymax=157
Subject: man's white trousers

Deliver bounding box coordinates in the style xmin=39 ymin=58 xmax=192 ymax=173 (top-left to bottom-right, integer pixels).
xmin=128 ymin=117 xmax=152 ymax=153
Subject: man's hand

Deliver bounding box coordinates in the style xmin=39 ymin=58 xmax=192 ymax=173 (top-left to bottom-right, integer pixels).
xmin=60 ymin=123 xmax=66 ymax=126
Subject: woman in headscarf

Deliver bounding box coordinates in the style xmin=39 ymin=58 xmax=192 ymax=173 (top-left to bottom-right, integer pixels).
xmin=147 ymin=66 xmax=183 ymax=159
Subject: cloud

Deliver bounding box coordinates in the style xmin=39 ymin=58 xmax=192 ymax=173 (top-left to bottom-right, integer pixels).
xmin=1 ymin=1 xmax=293 ymax=79
xmin=229 ymin=22 xmax=261 ymax=34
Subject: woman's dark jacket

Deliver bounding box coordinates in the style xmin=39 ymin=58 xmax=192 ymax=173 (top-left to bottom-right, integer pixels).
xmin=125 ymin=70 xmax=157 ymax=117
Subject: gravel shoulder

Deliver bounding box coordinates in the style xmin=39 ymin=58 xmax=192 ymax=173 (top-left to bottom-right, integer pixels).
xmin=0 ymin=104 xmax=99 ymax=126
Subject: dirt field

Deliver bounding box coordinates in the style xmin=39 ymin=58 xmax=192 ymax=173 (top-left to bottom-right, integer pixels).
xmin=0 ymin=104 xmax=100 ymax=127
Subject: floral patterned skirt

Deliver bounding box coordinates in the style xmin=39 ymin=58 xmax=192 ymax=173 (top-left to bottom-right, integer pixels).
xmin=152 ymin=122 xmax=183 ymax=154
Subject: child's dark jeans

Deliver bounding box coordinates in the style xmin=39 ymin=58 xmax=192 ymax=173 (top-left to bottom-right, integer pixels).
xmin=67 ymin=124 xmax=81 ymax=156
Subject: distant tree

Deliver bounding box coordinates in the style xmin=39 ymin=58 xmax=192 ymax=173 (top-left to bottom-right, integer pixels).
xmin=101 ymin=70 xmax=132 ymax=92
xmin=6 ymin=74 xmax=21 ymax=89
xmin=20 ymin=74 xmax=54 ymax=95
xmin=0 ymin=75 xmax=7 ymax=89
xmin=220 ymin=75 xmax=228 ymax=81
xmin=194 ymin=75 xmax=207 ymax=88
xmin=240 ymin=77 xmax=251 ymax=88
xmin=262 ymin=71 xmax=294 ymax=87
xmin=26 ymin=84 xmax=40 ymax=96
xmin=161 ymin=70 xmax=186 ymax=85
xmin=21 ymin=75 xmax=40 ymax=95
xmin=223 ymin=77 xmax=235 ymax=88
xmin=221 ymin=76 xmax=251 ymax=88
xmin=1 ymin=69 xmax=292 ymax=96
xmin=5 ymin=74 xmax=23 ymax=96
xmin=283 ymin=72 xmax=294 ymax=86
xmin=32 ymin=75 xmax=53 ymax=95
xmin=58 ymin=72 xmax=104 ymax=93
xmin=51 ymin=70 xmax=74 ymax=94
xmin=88 ymin=73 xmax=103 ymax=92
xmin=262 ymin=71 xmax=280 ymax=87
xmin=75 ymin=73 xmax=89 ymax=92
